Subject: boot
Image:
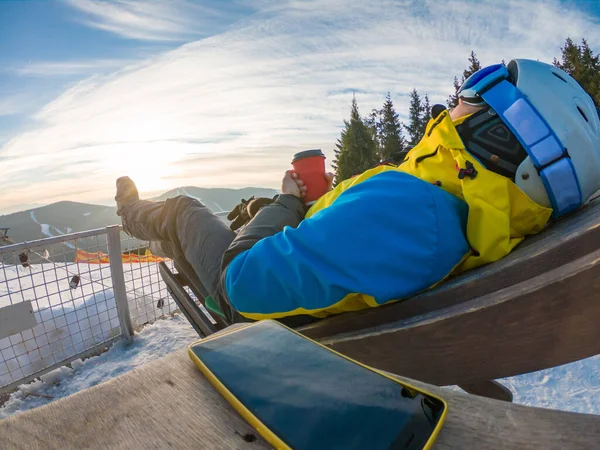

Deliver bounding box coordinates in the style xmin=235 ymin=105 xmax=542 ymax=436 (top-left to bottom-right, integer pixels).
xmin=115 ymin=176 xmax=140 ymax=235
xmin=115 ymin=176 xmax=140 ymax=217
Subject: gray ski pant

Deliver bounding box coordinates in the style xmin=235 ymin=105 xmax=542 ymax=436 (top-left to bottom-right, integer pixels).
xmin=119 ymin=195 xmax=234 ymax=302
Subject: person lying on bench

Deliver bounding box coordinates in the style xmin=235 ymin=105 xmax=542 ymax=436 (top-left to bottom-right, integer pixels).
xmin=115 ymin=58 xmax=600 ymax=325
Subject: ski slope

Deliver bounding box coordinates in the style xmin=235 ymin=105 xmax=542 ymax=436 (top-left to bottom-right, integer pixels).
xmin=29 ymin=211 xmax=75 ymax=248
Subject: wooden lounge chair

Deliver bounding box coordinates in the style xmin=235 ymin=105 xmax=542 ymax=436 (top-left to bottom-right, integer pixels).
xmin=2 ymin=344 xmax=598 ymax=449
xmin=159 ymin=197 xmax=600 ymax=402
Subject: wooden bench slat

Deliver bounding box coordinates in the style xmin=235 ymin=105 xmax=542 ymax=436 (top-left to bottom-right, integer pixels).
xmin=2 ymin=347 xmax=598 ymax=449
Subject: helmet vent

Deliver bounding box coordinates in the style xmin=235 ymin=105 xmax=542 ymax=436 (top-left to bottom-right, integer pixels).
xmin=577 ymin=106 xmax=589 ymax=123
xmin=552 ymin=72 xmax=568 ymax=83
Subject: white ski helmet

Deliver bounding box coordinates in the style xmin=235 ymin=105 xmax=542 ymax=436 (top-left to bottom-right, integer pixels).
xmin=456 ymin=58 xmax=600 ymax=218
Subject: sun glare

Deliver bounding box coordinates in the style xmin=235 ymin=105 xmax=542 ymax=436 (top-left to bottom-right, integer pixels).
xmin=110 ymin=142 xmax=182 ymax=193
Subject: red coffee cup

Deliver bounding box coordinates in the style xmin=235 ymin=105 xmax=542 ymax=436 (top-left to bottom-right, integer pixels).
xmin=291 ymin=149 xmax=328 ymax=205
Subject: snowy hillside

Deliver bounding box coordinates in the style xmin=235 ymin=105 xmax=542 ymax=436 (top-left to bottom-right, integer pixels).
xmin=0 ymin=201 xmax=119 ymax=247
xmin=0 ymin=186 xmax=277 ymax=250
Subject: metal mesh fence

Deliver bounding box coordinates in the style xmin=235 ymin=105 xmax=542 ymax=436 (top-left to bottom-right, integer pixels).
xmin=119 ymin=234 xmax=177 ymax=329
xmin=0 ymin=227 xmax=177 ymax=392
xmin=0 ymin=230 xmax=121 ymax=391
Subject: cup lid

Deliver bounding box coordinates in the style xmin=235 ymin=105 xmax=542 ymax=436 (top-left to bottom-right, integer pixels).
xmin=292 ymin=149 xmax=325 ymax=163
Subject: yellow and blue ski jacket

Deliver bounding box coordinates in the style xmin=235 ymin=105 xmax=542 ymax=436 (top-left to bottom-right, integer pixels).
xmin=223 ymin=109 xmax=552 ymax=320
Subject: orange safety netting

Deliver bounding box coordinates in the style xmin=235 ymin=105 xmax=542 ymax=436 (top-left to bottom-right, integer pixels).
xmin=74 ymin=249 xmax=167 ymax=264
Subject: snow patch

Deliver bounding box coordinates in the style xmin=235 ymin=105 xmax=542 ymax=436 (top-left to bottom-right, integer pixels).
xmin=40 ymin=223 xmax=53 ymax=237
xmin=0 ymin=262 xmax=178 ymax=390
xmin=82 ymin=212 xmax=91 ymax=217
xmin=0 ymin=315 xmax=198 ymax=419
xmin=503 ymin=356 xmax=600 ymax=415
xmin=444 ymin=355 xmax=600 ymax=415
xmin=29 ymin=211 xmax=74 ymax=248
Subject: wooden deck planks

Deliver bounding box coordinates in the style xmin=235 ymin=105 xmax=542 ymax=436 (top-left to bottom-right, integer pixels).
xmin=1 ymin=346 xmax=599 ymax=449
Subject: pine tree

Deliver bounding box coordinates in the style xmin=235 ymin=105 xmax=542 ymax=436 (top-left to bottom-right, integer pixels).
xmin=553 ymin=38 xmax=600 ymax=107
xmin=404 ymin=89 xmax=424 ymax=148
xmin=447 ymin=50 xmax=483 ymax=108
xmin=332 ymin=95 xmax=378 ymax=185
xmin=364 ymin=107 xmax=382 ymax=150
xmin=378 ymin=93 xmax=406 ymax=162
xmin=553 ymin=37 xmax=581 ymax=74
xmin=418 ymin=94 xmax=431 ymax=140
xmin=330 ymin=137 xmax=343 ymax=178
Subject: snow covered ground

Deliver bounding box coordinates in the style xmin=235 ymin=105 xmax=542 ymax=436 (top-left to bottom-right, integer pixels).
xmin=443 ymin=355 xmax=600 ymax=415
xmin=0 ymin=314 xmax=198 ymax=419
xmin=0 ymin=261 xmax=178 ymax=390
xmin=500 ymin=356 xmax=599 ymax=414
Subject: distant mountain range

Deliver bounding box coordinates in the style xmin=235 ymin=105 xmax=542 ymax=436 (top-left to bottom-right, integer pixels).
xmin=150 ymin=186 xmax=279 ymax=211
xmin=0 ymin=186 xmax=278 ymax=262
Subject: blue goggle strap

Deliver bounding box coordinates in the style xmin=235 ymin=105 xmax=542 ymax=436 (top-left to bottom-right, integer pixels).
xmin=481 ymin=80 xmax=582 ymax=217
xmin=459 ymin=63 xmax=582 ymax=217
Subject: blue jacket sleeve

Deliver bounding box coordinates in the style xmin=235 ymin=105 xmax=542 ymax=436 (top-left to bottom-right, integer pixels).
xmin=223 ymin=171 xmax=470 ymax=320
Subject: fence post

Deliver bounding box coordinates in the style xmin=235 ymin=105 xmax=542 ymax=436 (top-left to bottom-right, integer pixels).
xmin=107 ymin=225 xmax=134 ymax=339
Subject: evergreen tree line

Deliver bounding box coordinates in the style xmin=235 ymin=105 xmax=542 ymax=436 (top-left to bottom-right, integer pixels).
xmin=331 ymin=90 xmax=431 ymax=185
xmin=332 ymin=37 xmax=600 ymax=185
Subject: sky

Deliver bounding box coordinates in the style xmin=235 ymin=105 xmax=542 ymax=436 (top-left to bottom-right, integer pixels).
xmin=1 ymin=0 xmax=600 ymax=214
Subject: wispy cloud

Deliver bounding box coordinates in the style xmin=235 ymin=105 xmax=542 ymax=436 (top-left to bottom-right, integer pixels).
xmin=0 ymin=93 xmax=41 ymax=116
xmin=2 ymin=0 xmax=600 ymax=213
xmin=64 ymin=0 xmax=254 ymax=41
xmin=12 ymin=59 xmax=135 ymax=77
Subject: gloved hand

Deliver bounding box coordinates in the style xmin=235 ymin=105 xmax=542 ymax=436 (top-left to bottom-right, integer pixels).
xmin=227 ymin=197 xmax=252 ymax=231
xmin=227 ymin=196 xmax=276 ymax=231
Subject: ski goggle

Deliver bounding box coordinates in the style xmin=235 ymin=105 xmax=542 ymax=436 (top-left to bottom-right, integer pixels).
xmin=457 ymin=63 xmax=582 ymax=217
